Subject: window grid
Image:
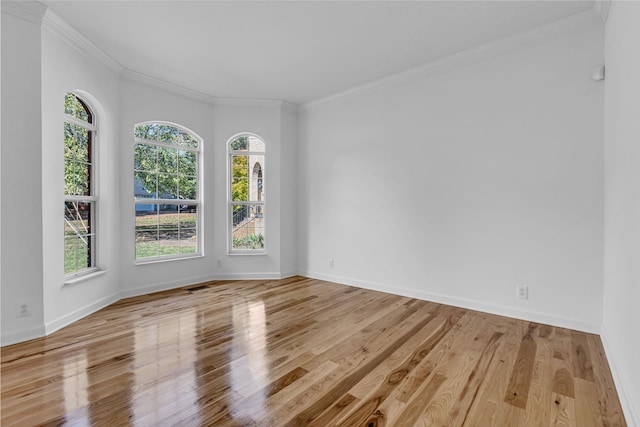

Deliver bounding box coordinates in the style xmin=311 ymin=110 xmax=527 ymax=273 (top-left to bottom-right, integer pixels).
xmin=228 ymin=135 xmax=265 ymax=253
xmin=134 ymin=122 xmax=201 ymax=262
xmin=64 ymin=93 xmax=97 ymax=276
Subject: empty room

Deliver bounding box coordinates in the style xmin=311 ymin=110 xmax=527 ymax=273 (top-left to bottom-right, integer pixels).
xmin=1 ymin=0 xmax=638 ymax=425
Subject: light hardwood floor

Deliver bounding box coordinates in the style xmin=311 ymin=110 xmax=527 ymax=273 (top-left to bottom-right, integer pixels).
xmin=1 ymin=276 xmax=626 ymax=426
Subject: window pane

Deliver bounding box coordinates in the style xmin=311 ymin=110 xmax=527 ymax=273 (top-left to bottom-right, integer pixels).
xmin=64 ymin=93 xmax=92 ymax=124
xmin=75 ymin=97 xmax=92 ymax=123
xmin=179 ymin=229 xmax=197 ymax=254
xmin=231 ymin=204 xmax=264 ymax=250
xmin=179 ymin=209 xmax=197 ymax=229
xmin=134 ymin=144 xmax=157 ymax=172
xmin=64 ymin=93 xmax=75 ymax=116
xmin=158 ymin=207 xmax=180 ymax=256
xmin=134 ymin=122 xmax=200 ymax=261
xmin=178 ymin=150 xmax=197 ymax=176
xmin=134 ymin=123 xmax=199 ymax=148
xmin=135 ymin=204 xmax=159 ymax=230
xmin=135 ymin=171 xmax=157 ymax=198
xmin=64 ymin=122 xmax=80 ymax=157
xmin=231 ymin=155 xmax=249 ymax=202
xmin=229 ymin=135 xmax=264 ymax=152
xmin=230 ymin=136 xmax=249 ymax=151
xmin=65 ymin=161 xmax=90 ymax=196
xmin=64 ymin=123 xmax=91 ymax=162
xmin=178 ymin=176 xmax=197 ymax=200
xmin=136 ymin=230 xmax=158 ymax=259
xmin=157 ymin=173 xmax=178 ymax=199
xmin=65 ymin=201 xmax=92 ymax=235
xmin=64 ymin=201 xmax=93 ymax=273
xmin=249 ymin=156 xmax=264 ymax=202
xmin=157 ymin=146 xmax=177 ymax=175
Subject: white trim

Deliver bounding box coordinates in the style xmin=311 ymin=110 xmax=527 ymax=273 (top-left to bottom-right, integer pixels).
xmin=64 ymin=269 xmax=107 ymax=285
xmin=302 ymin=9 xmax=603 ymax=112
xmin=135 ymin=253 xmax=204 ymax=265
xmin=121 ymin=68 xmax=218 ymax=104
xmin=120 ymin=272 xmax=284 ymax=299
xmin=600 ymin=325 xmax=639 ymax=427
xmin=133 ymin=138 xmax=199 ymax=152
xmin=44 ymin=292 xmax=120 ymax=336
xmin=121 ymin=68 xmax=296 ymax=109
xmin=64 ymin=115 xmax=97 ymax=132
xmin=227 ymin=134 xmax=267 ymax=255
xmin=300 ymin=270 xmax=602 ymax=334
xmin=1 ymin=325 xmax=46 ymax=347
xmin=42 ymin=9 xmax=123 ymax=76
xmin=1 ymin=1 xmax=46 ymax=25
xmin=133 ymin=121 xmax=203 ymax=262
xmin=3 ymin=273 xmax=298 ymax=347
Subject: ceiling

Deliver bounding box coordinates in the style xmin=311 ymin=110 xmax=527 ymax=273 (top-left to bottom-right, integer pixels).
xmin=42 ymin=1 xmax=595 ymax=105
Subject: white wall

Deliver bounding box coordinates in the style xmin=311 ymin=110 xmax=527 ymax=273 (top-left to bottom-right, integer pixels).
xmin=602 ymin=2 xmax=640 ymax=425
xmin=299 ymin=27 xmax=605 ymax=332
xmin=280 ymin=106 xmax=298 ymax=276
xmin=1 ymin=9 xmax=46 ymax=344
xmin=1 ymin=5 xmax=297 ymax=343
xmin=118 ymin=80 xmax=293 ymax=297
xmin=40 ymin=15 xmax=122 ymax=334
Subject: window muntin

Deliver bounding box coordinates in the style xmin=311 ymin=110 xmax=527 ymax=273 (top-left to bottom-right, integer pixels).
xmin=134 ymin=122 xmax=201 ymax=261
xmin=64 ymin=93 xmax=97 ymax=276
xmin=229 ymin=135 xmax=265 ymax=252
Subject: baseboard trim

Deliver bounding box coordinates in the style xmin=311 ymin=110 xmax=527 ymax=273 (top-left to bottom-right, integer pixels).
xmin=44 ymin=292 xmax=121 ymax=336
xmin=1 ymin=325 xmax=46 ymax=347
xmin=300 ymin=270 xmax=601 ymax=334
xmin=120 ymin=271 xmax=288 ymax=299
xmin=3 ymin=272 xmax=294 ymax=347
xmin=600 ymin=325 xmax=639 ymax=427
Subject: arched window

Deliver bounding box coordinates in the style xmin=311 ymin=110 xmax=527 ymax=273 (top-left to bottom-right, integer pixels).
xmin=229 ymin=134 xmax=265 ymax=252
xmin=134 ymin=122 xmax=201 ymax=261
xmin=64 ymin=93 xmax=97 ymax=276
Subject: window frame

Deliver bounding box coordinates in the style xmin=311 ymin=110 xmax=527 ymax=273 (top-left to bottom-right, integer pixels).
xmin=227 ymin=133 xmax=266 ymax=255
xmin=133 ymin=121 xmax=203 ymax=263
xmin=63 ymin=93 xmax=98 ymax=278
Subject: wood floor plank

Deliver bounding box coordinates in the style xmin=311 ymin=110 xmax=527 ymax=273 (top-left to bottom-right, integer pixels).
xmin=504 ymin=323 xmax=538 ymax=409
xmin=586 ymin=334 xmax=627 ymax=427
xmin=0 ymin=276 xmax=627 ymax=427
xmin=571 ymin=330 xmax=595 ymax=382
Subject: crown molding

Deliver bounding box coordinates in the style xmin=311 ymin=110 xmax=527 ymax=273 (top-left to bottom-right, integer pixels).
xmin=42 ymin=9 xmax=123 ymax=76
xmin=303 ymin=8 xmax=603 ymax=112
xmin=1 ymin=0 xmax=47 ymax=25
xmin=121 ymin=68 xmax=218 ymax=104
xmin=122 ymin=68 xmax=299 ymax=112
xmin=594 ymin=0 xmax=611 ymax=24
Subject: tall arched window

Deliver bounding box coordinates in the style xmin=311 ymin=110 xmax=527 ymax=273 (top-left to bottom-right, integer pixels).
xmin=64 ymin=93 xmax=97 ymax=276
xmin=134 ymin=122 xmax=201 ymax=261
xmin=229 ymin=134 xmax=265 ymax=252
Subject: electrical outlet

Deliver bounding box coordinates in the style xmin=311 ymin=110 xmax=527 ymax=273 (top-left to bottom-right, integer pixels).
xmin=517 ymin=285 xmax=528 ymax=300
xmin=18 ymin=303 xmax=31 ymax=318
xmin=216 ymin=259 xmax=222 ymax=268
xmin=329 ymin=258 xmax=334 ymax=268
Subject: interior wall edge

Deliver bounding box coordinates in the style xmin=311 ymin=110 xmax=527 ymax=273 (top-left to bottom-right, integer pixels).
xmin=600 ymin=324 xmax=640 ymax=426
xmin=299 ymin=270 xmax=602 ymax=335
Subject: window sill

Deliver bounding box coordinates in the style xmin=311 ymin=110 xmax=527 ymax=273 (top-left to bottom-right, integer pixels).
xmin=228 ymin=251 xmax=267 ymax=256
xmin=135 ymin=254 xmax=204 ymax=266
xmin=64 ymin=269 xmax=107 ymax=286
